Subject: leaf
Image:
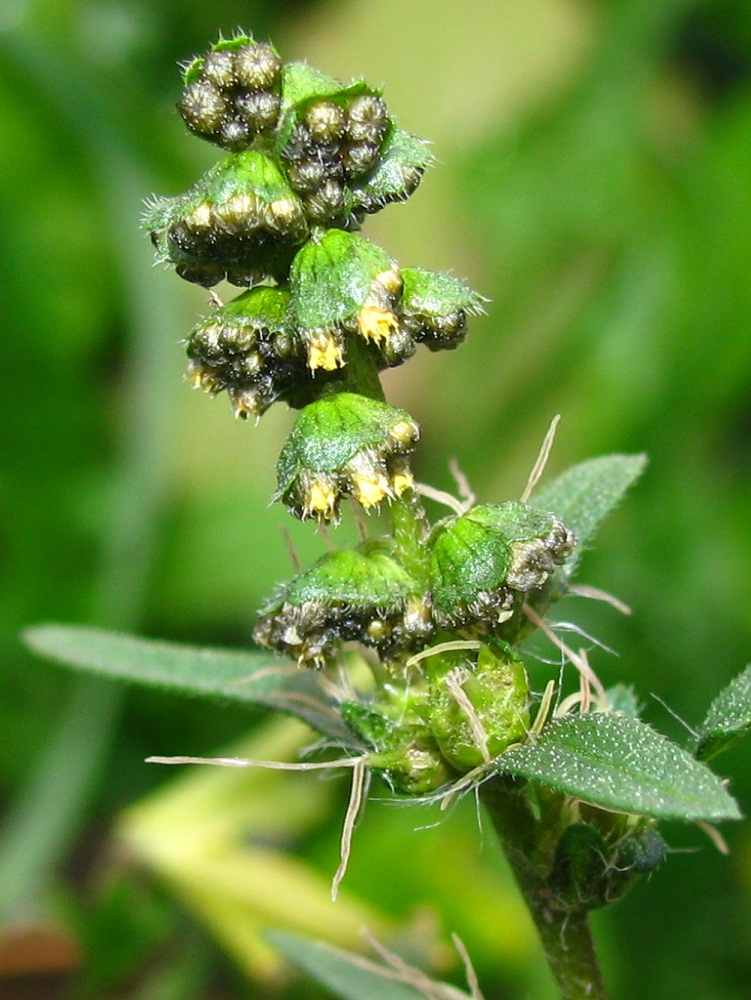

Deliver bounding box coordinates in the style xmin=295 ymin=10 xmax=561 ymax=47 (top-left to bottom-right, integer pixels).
xmin=23 ymin=625 xmax=349 ymax=740
xmin=695 ymin=665 xmax=751 ymax=761
xmin=496 ymin=713 xmax=741 ymax=822
xmin=267 ymin=931 xmax=472 ymax=1000
xmin=532 ymin=454 xmax=647 ymax=575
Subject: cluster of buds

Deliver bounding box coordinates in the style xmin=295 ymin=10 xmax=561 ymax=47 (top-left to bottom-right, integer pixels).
xmin=253 ymin=545 xmax=432 ymax=667
xmin=429 ymin=501 xmax=576 ymax=632
xmin=256 ymin=499 xmax=575 ymax=668
xmin=178 ymin=39 xmax=283 ymax=150
xmin=342 ymin=643 xmax=530 ymax=791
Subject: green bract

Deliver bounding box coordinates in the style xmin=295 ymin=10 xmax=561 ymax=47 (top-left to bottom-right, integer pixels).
xmin=253 ymin=546 xmax=430 ymax=666
xmin=276 ymin=392 xmax=418 ymax=520
xmin=429 ymin=501 xmax=575 ymax=629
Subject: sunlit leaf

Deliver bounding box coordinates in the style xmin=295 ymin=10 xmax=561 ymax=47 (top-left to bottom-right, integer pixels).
xmin=695 ymin=665 xmax=751 ymax=761
xmin=496 ymin=713 xmax=741 ymax=822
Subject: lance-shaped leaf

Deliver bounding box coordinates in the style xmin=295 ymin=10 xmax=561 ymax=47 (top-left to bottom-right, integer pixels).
xmin=695 ymin=664 xmax=751 ymax=761
xmin=267 ymin=931 xmax=476 ymax=1000
xmin=531 ymin=454 xmax=647 ymax=576
xmin=24 ymin=625 xmax=348 ymax=740
xmin=496 ymin=713 xmax=741 ymax=822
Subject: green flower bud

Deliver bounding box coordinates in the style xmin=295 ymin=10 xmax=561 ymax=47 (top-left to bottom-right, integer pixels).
xmin=290 ymin=231 xmax=403 ymax=367
xmin=549 ymin=820 xmax=666 ymax=911
xmin=425 ymin=644 xmax=530 ymax=771
xmin=186 ymin=287 xmax=305 ymax=418
xmin=144 ymin=151 xmax=308 ymax=286
xmin=400 ymin=268 xmax=485 ymax=352
xmin=430 ymin=501 xmax=575 ymax=629
xmin=341 ymin=701 xmax=455 ymax=796
xmin=276 ymin=393 xmax=419 ymax=520
xmin=254 ymin=546 xmax=428 ymax=666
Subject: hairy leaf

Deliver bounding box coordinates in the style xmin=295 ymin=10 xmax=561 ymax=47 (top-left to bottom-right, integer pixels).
xmin=695 ymin=665 xmax=751 ymax=761
xmin=24 ymin=625 xmax=348 ymax=740
xmin=496 ymin=713 xmax=741 ymax=822
xmin=267 ymin=931 xmax=472 ymax=1000
xmin=532 ymin=454 xmax=647 ymax=575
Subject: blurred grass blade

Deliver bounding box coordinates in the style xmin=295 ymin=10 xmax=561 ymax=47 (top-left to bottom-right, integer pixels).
xmin=267 ymin=930 xmax=473 ymax=1000
xmin=532 ymin=454 xmax=647 ymax=575
xmin=0 ymin=677 xmax=118 ymax=922
xmin=24 ymin=625 xmax=348 ymax=740
xmin=497 ymin=713 xmax=741 ymax=822
xmin=695 ymin=665 xmax=751 ymax=761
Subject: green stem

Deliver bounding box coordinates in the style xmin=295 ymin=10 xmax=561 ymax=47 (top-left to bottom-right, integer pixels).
xmin=481 ymin=777 xmax=610 ymax=1000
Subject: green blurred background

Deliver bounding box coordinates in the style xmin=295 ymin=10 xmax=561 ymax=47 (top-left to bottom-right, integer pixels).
xmin=2 ymin=0 xmax=751 ymax=997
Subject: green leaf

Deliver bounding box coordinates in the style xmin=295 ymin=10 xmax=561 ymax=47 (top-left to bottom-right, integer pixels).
xmin=695 ymin=665 xmax=751 ymax=761
xmin=496 ymin=713 xmax=741 ymax=822
xmin=532 ymin=454 xmax=647 ymax=575
xmin=267 ymin=931 xmax=472 ymax=1000
xmin=23 ymin=625 xmax=348 ymax=740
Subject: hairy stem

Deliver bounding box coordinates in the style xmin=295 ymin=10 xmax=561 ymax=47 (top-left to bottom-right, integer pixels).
xmin=481 ymin=777 xmax=610 ymax=1000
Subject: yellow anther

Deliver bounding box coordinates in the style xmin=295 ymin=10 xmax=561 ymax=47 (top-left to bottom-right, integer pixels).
xmin=306 ymin=481 xmax=337 ymax=517
xmin=307 ymin=331 xmax=343 ymax=371
xmin=353 ymin=471 xmax=390 ymax=508
xmin=391 ymin=469 xmax=414 ymax=497
xmin=357 ymin=306 xmax=398 ymax=345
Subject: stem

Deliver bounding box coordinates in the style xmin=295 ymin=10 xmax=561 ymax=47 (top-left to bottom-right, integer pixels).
xmin=481 ymin=777 xmax=610 ymax=1000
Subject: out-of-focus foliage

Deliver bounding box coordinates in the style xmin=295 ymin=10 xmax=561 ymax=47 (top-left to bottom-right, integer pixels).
xmin=2 ymin=1 xmax=751 ymax=999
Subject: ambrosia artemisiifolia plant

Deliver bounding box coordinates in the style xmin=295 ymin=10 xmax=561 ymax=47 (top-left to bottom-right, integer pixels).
xmin=26 ymin=30 xmax=751 ymax=1000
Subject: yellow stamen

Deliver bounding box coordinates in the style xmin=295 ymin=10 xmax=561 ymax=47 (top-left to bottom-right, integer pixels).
xmin=353 ymin=472 xmax=390 ymax=508
xmin=391 ymin=470 xmax=414 ymax=496
xmin=306 ymin=481 xmax=337 ymax=517
xmin=357 ymin=306 xmax=398 ymax=345
xmin=307 ymin=331 xmax=343 ymax=371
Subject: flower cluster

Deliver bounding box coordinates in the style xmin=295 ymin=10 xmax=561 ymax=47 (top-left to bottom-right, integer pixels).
xmin=146 ymin=31 xmax=576 ymax=789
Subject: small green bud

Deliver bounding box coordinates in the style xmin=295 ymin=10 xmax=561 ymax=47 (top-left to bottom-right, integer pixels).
xmin=186 ymin=287 xmax=301 ymax=418
xmin=276 ymin=393 xmax=419 ymax=521
xmin=254 ymin=546 xmax=427 ymax=666
xmin=549 ymin=823 xmax=611 ymax=911
xmin=425 ymin=644 xmax=530 ymax=771
xmin=549 ymin=820 xmax=666 ymax=911
xmin=429 ymin=501 xmax=575 ymax=629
